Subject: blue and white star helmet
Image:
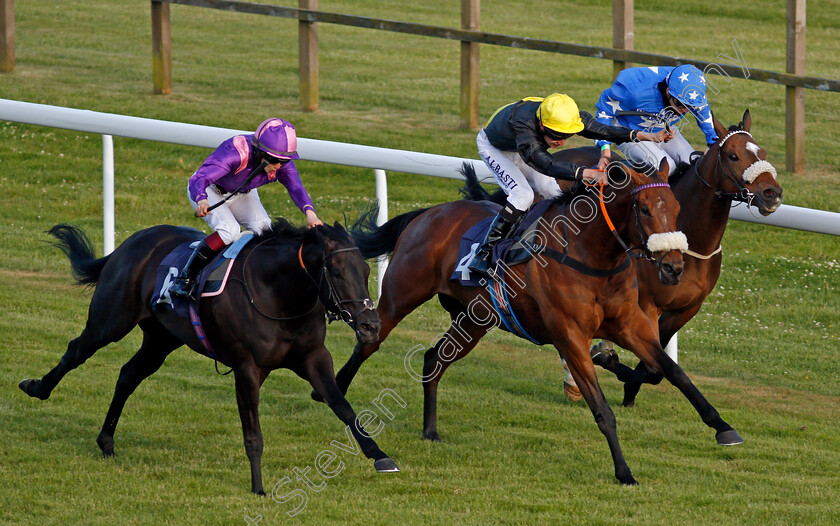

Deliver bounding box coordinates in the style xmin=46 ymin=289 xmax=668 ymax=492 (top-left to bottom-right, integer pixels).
xmin=666 ymin=64 xmax=708 ymax=109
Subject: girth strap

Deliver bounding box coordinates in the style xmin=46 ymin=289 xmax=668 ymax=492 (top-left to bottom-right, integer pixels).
xmin=522 ymin=241 xmax=632 ymax=278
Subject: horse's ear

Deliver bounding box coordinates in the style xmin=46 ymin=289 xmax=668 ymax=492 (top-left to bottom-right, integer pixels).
xmin=657 ymin=157 xmax=670 ymax=180
xmin=740 ymin=109 xmax=752 ymax=132
xmin=333 ymin=221 xmax=347 ymax=232
xmin=712 ymin=112 xmax=728 ymax=140
xmin=607 ymin=163 xmax=628 ymax=185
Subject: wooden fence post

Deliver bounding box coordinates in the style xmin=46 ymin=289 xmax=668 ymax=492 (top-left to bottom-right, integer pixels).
xmin=612 ymin=0 xmax=633 ymax=80
xmin=786 ymin=0 xmax=805 ymax=174
xmin=0 ymin=0 xmax=14 ymax=73
xmin=299 ymin=0 xmax=319 ymax=112
xmin=151 ymin=0 xmax=172 ymax=95
xmin=460 ymin=0 xmax=480 ymax=129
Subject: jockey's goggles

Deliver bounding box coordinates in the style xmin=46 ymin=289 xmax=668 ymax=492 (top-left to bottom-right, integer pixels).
xmin=542 ymin=126 xmax=573 ymax=141
xmin=263 ymin=153 xmax=292 ymax=165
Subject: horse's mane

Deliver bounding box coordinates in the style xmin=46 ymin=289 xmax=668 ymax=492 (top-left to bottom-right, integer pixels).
xmin=252 ymin=217 xmax=308 ymax=244
xmin=252 ymin=218 xmax=350 ymax=247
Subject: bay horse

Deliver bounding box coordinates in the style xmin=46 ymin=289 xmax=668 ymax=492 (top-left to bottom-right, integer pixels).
xmin=462 ymin=110 xmax=783 ymax=407
xmin=18 ymin=220 xmax=398 ymax=495
xmin=328 ymin=160 xmax=744 ymax=485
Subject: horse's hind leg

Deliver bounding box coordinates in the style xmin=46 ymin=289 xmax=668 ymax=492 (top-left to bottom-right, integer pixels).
xmin=96 ymin=319 xmax=181 ymax=457
xmin=305 ymin=347 xmax=398 ymax=473
xmin=420 ymin=312 xmax=487 ymax=441
xmin=232 ymin=363 xmax=269 ymax=495
xmin=19 ymin=294 xmax=142 ymax=400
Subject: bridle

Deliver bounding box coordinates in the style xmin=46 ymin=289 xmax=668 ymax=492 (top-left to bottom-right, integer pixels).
xmin=695 ymin=129 xmax=777 ymax=205
xmin=298 ymin=244 xmax=376 ymax=325
xmin=596 ymin=179 xmax=685 ymax=271
xmin=234 ymin=237 xmax=375 ymax=327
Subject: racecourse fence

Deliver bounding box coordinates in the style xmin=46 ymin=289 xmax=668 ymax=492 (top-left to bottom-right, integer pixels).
xmin=1 ymin=98 xmax=839 ymax=359
xmin=143 ymin=0 xmax=836 ymax=175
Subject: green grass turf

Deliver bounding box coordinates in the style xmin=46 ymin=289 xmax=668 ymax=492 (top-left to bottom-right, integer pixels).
xmin=0 ymin=1 xmax=838 ymax=524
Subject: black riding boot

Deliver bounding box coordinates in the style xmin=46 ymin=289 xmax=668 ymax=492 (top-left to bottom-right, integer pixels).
xmin=168 ymin=239 xmax=220 ymax=300
xmin=468 ymin=203 xmax=524 ymax=277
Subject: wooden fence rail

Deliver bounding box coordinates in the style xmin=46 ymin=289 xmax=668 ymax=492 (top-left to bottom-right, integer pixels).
xmin=0 ymin=0 xmax=831 ymax=173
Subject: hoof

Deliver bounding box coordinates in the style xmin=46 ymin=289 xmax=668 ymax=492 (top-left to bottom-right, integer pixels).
xmin=310 ymin=389 xmax=325 ymax=403
xmin=563 ymin=380 xmax=583 ymax=402
xmin=619 ymin=476 xmax=639 ymax=486
xmin=97 ymin=434 xmax=115 ymax=457
xmin=716 ymin=429 xmax=744 ymax=446
xmin=590 ymin=341 xmax=618 ymax=368
xmin=374 ymin=457 xmax=400 ymax=473
xmin=422 ymin=431 xmax=442 ymax=442
xmin=19 ymin=379 xmax=48 ymax=400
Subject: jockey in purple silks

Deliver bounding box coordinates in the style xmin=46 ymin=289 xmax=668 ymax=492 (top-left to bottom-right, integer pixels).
xmin=169 ymin=118 xmax=323 ymax=299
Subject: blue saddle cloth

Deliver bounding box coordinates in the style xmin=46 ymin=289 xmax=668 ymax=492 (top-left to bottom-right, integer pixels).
xmin=152 ymin=233 xmax=255 ymax=319
xmin=151 ymin=233 xmax=255 ymax=357
xmin=450 ymin=199 xmax=554 ymax=286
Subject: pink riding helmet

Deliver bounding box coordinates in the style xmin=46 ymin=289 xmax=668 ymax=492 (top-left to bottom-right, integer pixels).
xmin=252 ymin=118 xmax=300 ymax=160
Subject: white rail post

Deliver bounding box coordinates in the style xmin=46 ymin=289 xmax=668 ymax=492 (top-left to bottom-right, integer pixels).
xmin=665 ymin=333 xmax=678 ymax=363
xmin=374 ymin=169 xmax=388 ymax=299
xmin=102 ymin=134 xmax=115 ymax=255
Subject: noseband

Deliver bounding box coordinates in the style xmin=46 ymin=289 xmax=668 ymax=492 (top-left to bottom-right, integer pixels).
xmin=598 ymin=181 xmax=686 ymax=270
xmin=306 ymin=245 xmax=376 ymax=325
xmin=699 ymin=129 xmax=778 ymax=204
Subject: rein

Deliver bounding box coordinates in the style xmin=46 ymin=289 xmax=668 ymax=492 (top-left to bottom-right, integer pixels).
xmin=596 ymin=180 xmax=666 ymax=265
xmin=231 ymin=237 xmax=374 ymax=326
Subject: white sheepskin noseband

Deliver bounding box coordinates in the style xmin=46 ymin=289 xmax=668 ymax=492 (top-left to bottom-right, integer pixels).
xmin=741 ymin=160 xmax=777 ymax=184
xmin=647 ymin=231 xmax=688 ymax=253
xmin=718 ymin=130 xmax=778 ymax=183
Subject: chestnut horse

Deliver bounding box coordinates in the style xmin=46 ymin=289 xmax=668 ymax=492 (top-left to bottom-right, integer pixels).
xmin=19 ymin=221 xmax=397 ymax=495
xmin=462 ymin=110 xmax=783 ymax=407
xmin=329 ymin=161 xmax=744 ymax=485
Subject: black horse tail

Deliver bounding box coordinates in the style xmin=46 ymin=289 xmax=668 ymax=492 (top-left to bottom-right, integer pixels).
xmin=350 ymin=203 xmax=429 ymax=259
xmin=47 ymin=224 xmax=110 ymax=286
xmin=457 ymin=161 xmax=507 ymax=205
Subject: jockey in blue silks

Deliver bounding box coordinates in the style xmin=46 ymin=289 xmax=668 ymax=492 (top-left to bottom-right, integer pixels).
xmin=169 ymin=118 xmax=323 ymax=299
xmin=594 ymin=64 xmax=718 ymax=176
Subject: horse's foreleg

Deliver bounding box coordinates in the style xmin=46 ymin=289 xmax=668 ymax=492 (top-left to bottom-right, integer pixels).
xmin=420 ymin=317 xmax=486 ymax=442
xmin=331 ymin=282 xmax=433 ymax=399
xmin=560 ymin=337 xmax=637 ymax=486
xmin=233 ymin=364 xmax=268 ymax=495
xmin=305 ymin=348 xmax=398 ymax=473
xmin=622 ymin=305 xmax=702 ymax=407
xmin=96 ymin=321 xmax=180 ymax=457
xmin=613 ymin=312 xmax=742 ymax=446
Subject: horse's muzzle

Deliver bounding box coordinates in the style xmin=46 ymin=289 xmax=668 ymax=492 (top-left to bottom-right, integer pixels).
xmin=658 ymin=253 xmax=684 ymax=285
xmin=354 ymin=310 xmax=382 ymax=344
xmin=755 ymin=184 xmax=783 ymax=216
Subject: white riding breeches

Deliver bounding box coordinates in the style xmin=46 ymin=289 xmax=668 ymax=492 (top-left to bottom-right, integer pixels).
xmin=476 ymin=129 xmax=563 ymax=212
xmin=615 ymin=128 xmax=696 ymax=176
xmin=188 ymin=183 xmax=272 ymax=245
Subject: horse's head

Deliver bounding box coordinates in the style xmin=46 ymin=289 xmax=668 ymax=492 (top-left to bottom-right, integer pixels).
xmin=611 ymin=159 xmax=687 ymax=285
xmin=710 ymin=110 xmax=783 ymax=216
xmin=308 ymin=223 xmax=381 ymax=343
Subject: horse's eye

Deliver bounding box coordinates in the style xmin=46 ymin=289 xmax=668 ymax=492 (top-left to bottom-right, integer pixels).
xmin=640 ymin=206 xmax=651 ymax=216
xmin=729 ymin=154 xmax=738 ymax=161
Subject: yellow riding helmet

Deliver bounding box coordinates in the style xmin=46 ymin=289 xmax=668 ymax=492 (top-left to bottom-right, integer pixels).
xmin=537 ymin=93 xmax=584 ymax=134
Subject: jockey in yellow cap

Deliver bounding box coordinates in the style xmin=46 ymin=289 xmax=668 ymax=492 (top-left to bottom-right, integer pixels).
xmin=469 ymin=93 xmax=670 ymax=276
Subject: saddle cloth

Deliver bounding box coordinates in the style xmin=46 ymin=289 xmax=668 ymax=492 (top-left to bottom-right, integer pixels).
xmin=151 ymin=233 xmax=255 ymax=356
xmin=450 ymin=199 xmax=553 ymax=286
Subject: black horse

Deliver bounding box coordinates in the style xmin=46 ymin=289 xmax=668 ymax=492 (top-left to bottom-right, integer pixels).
xmin=19 ymin=220 xmax=398 ymax=495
